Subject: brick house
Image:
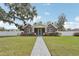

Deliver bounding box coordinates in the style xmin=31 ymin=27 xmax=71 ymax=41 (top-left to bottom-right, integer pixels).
xmin=21 ymin=23 xmax=57 ymax=36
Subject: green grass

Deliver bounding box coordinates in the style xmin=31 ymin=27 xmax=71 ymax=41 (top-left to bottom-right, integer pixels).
xmin=44 ymin=36 xmax=79 ymax=56
xmin=0 ymin=36 xmax=36 ymax=56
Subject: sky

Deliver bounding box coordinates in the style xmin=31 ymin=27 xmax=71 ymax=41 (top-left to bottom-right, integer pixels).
xmin=0 ymin=3 xmax=79 ymax=29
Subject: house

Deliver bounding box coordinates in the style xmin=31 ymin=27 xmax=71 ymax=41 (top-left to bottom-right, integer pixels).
xmin=71 ymin=28 xmax=79 ymax=31
xmin=21 ymin=23 xmax=57 ymax=36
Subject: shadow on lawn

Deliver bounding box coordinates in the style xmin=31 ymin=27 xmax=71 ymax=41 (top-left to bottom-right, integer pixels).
xmin=0 ymin=35 xmax=36 ymax=38
xmin=0 ymin=36 xmax=17 ymax=38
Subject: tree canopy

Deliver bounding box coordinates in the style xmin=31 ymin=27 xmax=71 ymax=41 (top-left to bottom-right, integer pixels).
xmin=56 ymin=13 xmax=67 ymax=31
xmin=0 ymin=3 xmax=37 ymax=30
xmin=0 ymin=7 xmax=9 ymax=23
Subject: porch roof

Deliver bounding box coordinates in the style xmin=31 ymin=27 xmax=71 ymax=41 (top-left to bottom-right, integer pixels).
xmin=33 ymin=25 xmax=46 ymax=28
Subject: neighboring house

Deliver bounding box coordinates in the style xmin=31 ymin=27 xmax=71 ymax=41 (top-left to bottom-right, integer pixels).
xmin=23 ymin=24 xmax=32 ymax=34
xmin=71 ymin=29 xmax=79 ymax=31
xmin=22 ymin=23 xmax=57 ymax=36
xmin=47 ymin=24 xmax=57 ymax=33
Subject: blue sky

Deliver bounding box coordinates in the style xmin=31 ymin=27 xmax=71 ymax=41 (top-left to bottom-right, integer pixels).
xmin=0 ymin=3 xmax=79 ymax=29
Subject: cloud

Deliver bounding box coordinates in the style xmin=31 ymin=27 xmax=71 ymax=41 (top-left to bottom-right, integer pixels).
xmin=0 ymin=16 xmax=42 ymax=29
xmin=43 ymin=3 xmax=51 ymax=6
xmin=0 ymin=21 xmax=4 ymax=27
xmin=33 ymin=16 xmax=42 ymax=23
xmin=27 ymin=16 xmax=42 ymax=24
xmin=5 ymin=24 xmax=17 ymax=29
xmin=45 ymin=12 xmax=50 ymax=15
xmin=0 ymin=21 xmax=17 ymax=29
xmin=75 ymin=16 xmax=79 ymax=22
xmin=36 ymin=16 xmax=42 ymax=20
xmin=64 ymin=16 xmax=79 ymax=29
xmin=64 ymin=22 xmax=79 ymax=29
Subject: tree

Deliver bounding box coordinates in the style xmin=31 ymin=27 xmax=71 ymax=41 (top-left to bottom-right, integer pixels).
xmin=38 ymin=21 xmax=42 ymax=25
xmin=33 ymin=22 xmax=37 ymax=25
xmin=56 ymin=13 xmax=67 ymax=31
xmin=47 ymin=21 xmax=51 ymax=25
xmin=0 ymin=3 xmax=37 ymax=30
xmin=67 ymin=28 xmax=71 ymax=31
xmin=0 ymin=7 xmax=10 ymax=23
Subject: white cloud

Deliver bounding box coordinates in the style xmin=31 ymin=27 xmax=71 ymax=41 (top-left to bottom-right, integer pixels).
xmin=0 ymin=21 xmax=5 ymax=27
xmin=0 ymin=16 xmax=42 ymax=29
xmin=5 ymin=24 xmax=17 ymax=29
xmin=27 ymin=16 xmax=42 ymax=24
xmin=32 ymin=16 xmax=42 ymax=23
xmin=43 ymin=3 xmax=51 ymax=6
xmin=75 ymin=16 xmax=79 ymax=22
xmin=0 ymin=21 xmax=17 ymax=29
xmin=64 ymin=16 xmax=79 ymax=29
xmin=45 ymin=12 xmax=50 ymax=15
xmin=64 ymin=22 xmax=79 ymax=29
xmin=36 ymin=16 xmax=42 ymax=20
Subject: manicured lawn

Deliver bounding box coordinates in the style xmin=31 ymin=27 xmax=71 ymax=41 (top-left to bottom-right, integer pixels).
xmin=0 ymin=36 xmax=36 ymax=56
xmin=44 ymin=36 xmax=79 ymax=56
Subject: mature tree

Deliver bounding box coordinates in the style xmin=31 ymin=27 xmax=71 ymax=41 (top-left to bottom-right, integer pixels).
xmin=0 ymin=7 xmax=10 ymax=23
xmin=56 ymin=13 xmax=67 ymax=31
xmin=38 ymin=21 xmax=42 ymax=25
xmin=34 ymin=21 xmax=43 ymax=25
xmin=47 ymin=21 xmax=52 ymax=25
xmin=33 ymin=22 xmax=37 ymax=25
xmin=0 ymin=3 xmax=37 ymax=30
xmin=67 ymin=28 xmax=71 ymax=31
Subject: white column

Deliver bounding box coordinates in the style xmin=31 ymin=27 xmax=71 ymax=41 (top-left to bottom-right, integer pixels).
xmin=38 ymin=29 xmax=39 ymax=35
xmin=32 ymin=27 xmax=34 ymax=33
xmin=45 ymin=27 xmax=47 ymax=33
xmin=41 ymin=29 xmax=42 ymax=35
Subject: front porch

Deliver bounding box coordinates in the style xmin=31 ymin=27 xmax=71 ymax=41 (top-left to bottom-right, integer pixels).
xmin=33 ymin=25 xmax=46 ymax=36
xmin=34 ymin=28 xmax=45 ymax=36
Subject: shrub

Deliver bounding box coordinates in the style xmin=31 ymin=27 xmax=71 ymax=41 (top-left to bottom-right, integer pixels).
xmin=20 ymin=32 xmax=27 ymax=36
xmin=26 ymin=33 xmax=35 ymax=36
xmin=20 ymin=32 xmax=35 ymax=36
xmin=74 ymin=32 xmax=79 ymax=36
xmin=44 ymin=32 xmax=61 ymax=36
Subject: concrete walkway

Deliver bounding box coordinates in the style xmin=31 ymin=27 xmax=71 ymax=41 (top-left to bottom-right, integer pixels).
xmin=31 ymin=36 xmax=51 ymax=56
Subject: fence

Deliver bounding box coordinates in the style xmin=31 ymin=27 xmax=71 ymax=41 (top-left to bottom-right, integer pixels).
xmin=58 ymin=31 xmax=79 ymax=36
xmin=0 ymin=31 xmax=79 ymax=36
xmin=0 ymin=31 xmax=23 ymax=36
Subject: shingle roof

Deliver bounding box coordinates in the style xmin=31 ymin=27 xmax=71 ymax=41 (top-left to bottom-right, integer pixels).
xmin=22 ymin=23 xmax=57 ymax=29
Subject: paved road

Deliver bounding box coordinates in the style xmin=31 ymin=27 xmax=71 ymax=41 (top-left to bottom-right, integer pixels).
xmin=31 ymin=36 xmax=51 ymax=56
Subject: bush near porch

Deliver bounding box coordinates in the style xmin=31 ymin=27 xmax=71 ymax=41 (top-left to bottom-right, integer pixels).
xmin=20 ymin=32 xmax=35 ymax=36
xmin=44 ymin=32 xmax=61 ymax=36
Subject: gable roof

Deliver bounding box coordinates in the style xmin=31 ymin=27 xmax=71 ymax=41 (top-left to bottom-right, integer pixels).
xmin=47 ymin=23 xmax=57 ymax=29
xmin=22 ymin=24 xmax=32 ymax=29
xmin=21 ymin=23 xmax=57 ymax=29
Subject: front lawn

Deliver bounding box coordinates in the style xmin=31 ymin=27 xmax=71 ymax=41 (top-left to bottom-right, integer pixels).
xmin=0 ymin=36 xmax=36 ymax=56
xmin=44 ymin=36 xmax=79 ymax=56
